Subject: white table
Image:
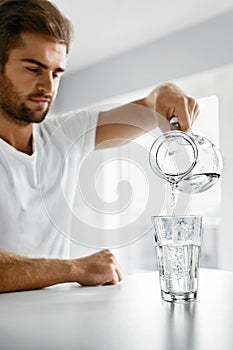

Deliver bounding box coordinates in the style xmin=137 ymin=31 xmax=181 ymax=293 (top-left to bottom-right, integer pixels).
xmin=0 ymin=268 xmax=232 ymax=350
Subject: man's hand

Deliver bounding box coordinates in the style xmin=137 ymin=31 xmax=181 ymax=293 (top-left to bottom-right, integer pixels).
xmin=144 ymin=83 xmax=199 ymax=131
xmin=71 ymin=249 xmax=122 ymax=286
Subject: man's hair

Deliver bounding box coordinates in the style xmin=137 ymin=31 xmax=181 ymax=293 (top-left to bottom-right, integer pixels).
xmin=0 ymin=0 xmax=73 ymax=72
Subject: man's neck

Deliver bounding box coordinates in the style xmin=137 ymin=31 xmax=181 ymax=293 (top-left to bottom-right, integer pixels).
xmin=0 ymin=114 xmax=33 ymax=155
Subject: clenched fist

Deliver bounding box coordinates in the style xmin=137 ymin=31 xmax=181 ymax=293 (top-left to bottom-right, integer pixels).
xmin=70 ymin=249 xmax=122 ymax=286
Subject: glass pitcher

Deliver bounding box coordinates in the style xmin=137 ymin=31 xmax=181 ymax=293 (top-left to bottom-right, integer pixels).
xmin=149 ymin=117 xmax=223 ymax=193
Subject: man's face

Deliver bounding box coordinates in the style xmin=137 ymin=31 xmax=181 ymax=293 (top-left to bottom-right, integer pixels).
xmin=0 ymin=32 xmax=67 ymax=124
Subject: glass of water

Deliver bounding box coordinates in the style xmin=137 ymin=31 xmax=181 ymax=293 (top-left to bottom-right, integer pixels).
xmin=151 ymin=215 xmax=202 ymax=302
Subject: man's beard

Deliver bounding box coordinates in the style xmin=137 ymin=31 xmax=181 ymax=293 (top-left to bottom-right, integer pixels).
xmin=0 ymin=74 xmax=52 ymax=124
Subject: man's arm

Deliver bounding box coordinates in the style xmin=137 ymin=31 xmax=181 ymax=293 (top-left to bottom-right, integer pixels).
xmin=95 ymin=83 xmax=199 ymax=148
xmin=0 ymin=249 xmax=122 ymax=293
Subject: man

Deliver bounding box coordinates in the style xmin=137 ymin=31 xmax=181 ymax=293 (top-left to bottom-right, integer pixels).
xmin=0 ymin=0 xmax=199 ymax=292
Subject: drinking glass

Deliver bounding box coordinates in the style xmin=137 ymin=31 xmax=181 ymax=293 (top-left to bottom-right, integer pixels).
xmin=152 ymin=215 xmax=202 ymax=302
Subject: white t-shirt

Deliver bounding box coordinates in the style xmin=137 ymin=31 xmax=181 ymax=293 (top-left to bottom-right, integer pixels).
xmin=0 ymin=110 xmax=99 ymax=258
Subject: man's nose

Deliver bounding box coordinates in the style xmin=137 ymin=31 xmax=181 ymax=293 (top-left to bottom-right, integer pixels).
xmin=37 ymin=73 xmax=54 ymax=94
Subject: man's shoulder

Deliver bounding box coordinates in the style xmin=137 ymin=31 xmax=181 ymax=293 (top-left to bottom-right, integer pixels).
xmin=36 ymin=109 xmax=99 ymax=141
xmin=42 ymin=109 xmax=98 ymax=127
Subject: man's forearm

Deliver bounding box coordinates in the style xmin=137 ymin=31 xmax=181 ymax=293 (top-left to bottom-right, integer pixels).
xmin=0 ymin=249 xmax=122 ymax=293
xmin=0 ymin=250 xmax=73 ymax=292
xmin=96 ymin=101 xmax=158 ymax=148
xmin=95 ymin=83 xmax=199 ymax=149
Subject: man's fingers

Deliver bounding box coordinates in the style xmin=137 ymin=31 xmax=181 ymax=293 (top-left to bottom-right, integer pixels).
xmin=101 ymin=250 xmax=123 ymax=285
xmin=174 ymin=106 xmax=191 ymax=131
xmin=176 ymin=97 xmax=199 ymax=131
xmin=110 ymin=256 xmax=123 ymax=284
xmin=115 ymin=264 xmax=123 ymax=282
xmin=193 ymin=102 xmax=200 ymax=120
xmin=188 ymin=98 xmax=199 ymax=126
xmin=104 ymin=270 xmax=121 ymax=285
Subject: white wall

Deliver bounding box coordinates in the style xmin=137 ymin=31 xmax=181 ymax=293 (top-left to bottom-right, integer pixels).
xmin=52 ymin=11 xmax=233 ymax=271
xmin=54 ymin=10 xmax=233 ymax=113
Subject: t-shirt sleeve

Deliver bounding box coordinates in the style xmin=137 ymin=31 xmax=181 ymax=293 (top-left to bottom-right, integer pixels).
xmin=51 ymin=109 xmax=99 ymax=159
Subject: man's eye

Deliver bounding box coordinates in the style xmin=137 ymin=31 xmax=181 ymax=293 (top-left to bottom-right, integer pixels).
xmin=27 ymin=67 xmax=39 ymax=73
